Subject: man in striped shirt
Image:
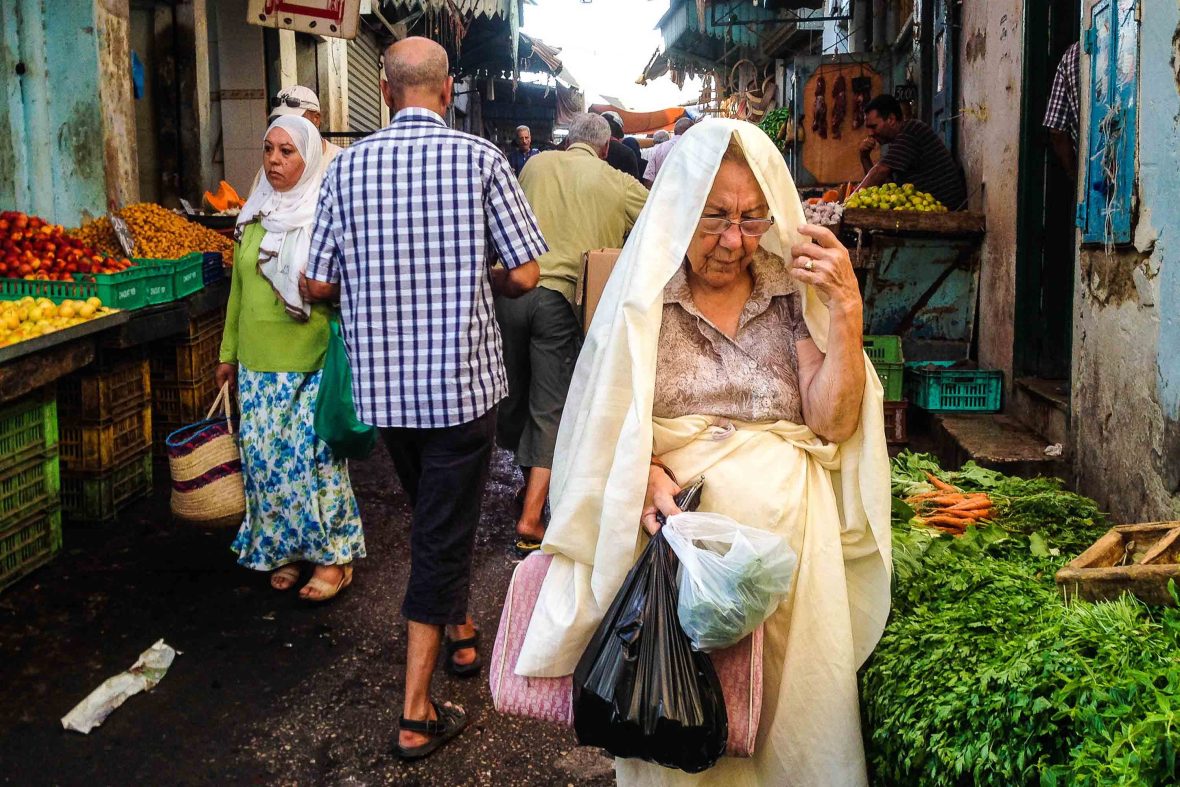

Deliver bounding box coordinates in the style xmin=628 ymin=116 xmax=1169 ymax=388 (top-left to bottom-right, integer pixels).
xmin=856 ymin=94 xmax=967 ymax=210
xmin=303 ymin=37 xmax=546 ymax=761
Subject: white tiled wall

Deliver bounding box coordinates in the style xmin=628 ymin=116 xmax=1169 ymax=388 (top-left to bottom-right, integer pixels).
xmin=216 ymin=0 xmax=268 ymax=194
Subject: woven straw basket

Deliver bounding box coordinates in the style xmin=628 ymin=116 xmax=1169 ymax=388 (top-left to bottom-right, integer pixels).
xmin=166 ymin=383 xmax=246 ymax=527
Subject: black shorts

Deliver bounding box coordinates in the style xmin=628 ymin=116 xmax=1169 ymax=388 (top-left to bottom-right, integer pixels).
xmin=381 ymin=408 xmax=497 ymax=626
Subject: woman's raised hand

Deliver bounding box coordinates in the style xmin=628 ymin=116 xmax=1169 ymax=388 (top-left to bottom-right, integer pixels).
xmin=641 ymin=463 xmax=683 ymax=536
xmin=789 ymin=224 xmax=861 ymax=314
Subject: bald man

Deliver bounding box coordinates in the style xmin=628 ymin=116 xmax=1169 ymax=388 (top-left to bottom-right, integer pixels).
xmin=642 ymin=114 xmax=694 ymax=187
xmin=303 ymin=36 xmax=546 ymax=761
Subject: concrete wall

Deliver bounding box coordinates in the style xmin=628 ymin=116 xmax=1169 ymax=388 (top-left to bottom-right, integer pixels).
xmin=957 ymin=2 xmax=1023 ymax=384
xmin=1071 ymin=0 xmax=1180 ymax=522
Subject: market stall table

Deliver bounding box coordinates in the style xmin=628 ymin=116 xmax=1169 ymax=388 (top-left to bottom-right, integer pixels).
xmin=841 ymin=209 xmax=986 ymax=361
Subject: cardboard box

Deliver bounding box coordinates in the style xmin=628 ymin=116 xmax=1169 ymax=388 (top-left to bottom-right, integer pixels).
xmin=578 ymin=248 xmax=622 ymax=335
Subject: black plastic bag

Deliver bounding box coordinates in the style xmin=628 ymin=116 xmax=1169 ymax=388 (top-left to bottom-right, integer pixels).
xmin=572 ymin=483 xmax=727 ymax=773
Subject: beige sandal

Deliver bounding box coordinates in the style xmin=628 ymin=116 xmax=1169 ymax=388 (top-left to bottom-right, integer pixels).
xmin=299 ymin=564 xmax=353 ymax=602
xmin=270 ymin=564 xmax=302 ymax=591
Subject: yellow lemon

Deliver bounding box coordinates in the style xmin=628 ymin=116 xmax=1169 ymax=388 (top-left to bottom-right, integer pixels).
xmin=59 ymin=304 xmax=76 ymax=319
xmin=86 ymin=297 xmax=103 ymax=309
xmin=79 ymin=303 xmax=96 ymax=319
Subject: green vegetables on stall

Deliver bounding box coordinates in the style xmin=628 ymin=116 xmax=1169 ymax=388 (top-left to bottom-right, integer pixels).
xmin=758 ymin=107 xmax=792 ymax=152
xmin=863 ymin=452 xmax=1180 ymax=786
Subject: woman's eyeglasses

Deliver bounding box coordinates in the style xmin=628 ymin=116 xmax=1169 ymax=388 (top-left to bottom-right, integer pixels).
xmin=699 ymin=216 xmax=776 ymax=237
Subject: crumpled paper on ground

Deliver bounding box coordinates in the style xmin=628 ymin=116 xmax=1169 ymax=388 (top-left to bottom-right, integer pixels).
xmin=61 ymin=639 xmax=179 ymax=734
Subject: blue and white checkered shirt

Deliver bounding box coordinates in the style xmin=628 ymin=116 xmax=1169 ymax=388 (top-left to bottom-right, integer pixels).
xmin=307 ymin=108 xmax=548 ymax=429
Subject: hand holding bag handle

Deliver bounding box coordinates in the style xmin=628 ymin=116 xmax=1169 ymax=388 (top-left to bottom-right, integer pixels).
xmin=204 ymin=382 xmax=236 ymax=434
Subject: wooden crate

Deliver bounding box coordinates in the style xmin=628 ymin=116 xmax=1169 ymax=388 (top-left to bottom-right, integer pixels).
xmin=1055 ymin=522 xmax=1180 ymax=605
xmin=883 ymin=400 xmax=907 ymax=445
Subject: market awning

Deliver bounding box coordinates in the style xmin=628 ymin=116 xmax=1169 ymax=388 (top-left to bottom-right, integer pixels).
xmin=587 ymin=102 xmax=687 ymax=135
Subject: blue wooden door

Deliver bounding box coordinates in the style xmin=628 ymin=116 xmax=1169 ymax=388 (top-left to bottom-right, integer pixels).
xmin=1079 ymin=0 xmax=1138 ymax=244
xmin=929 ymin=0 xmax=957 ymax=152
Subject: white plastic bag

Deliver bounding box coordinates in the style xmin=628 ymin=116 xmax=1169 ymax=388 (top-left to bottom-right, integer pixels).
xmin=663 ymin=512 xmax=797 ymax=652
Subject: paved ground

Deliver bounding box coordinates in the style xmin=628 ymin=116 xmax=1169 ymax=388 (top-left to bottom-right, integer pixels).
xmin=0 ymin=445 xmax=616 ymax=786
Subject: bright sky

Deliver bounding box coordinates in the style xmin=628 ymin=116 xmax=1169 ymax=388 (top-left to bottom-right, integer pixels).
xmin=522 ymin=0 xmax=702 ymax=111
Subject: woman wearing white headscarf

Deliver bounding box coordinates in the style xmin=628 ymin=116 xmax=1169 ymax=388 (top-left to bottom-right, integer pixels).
xmin=216 ymin=116 xmax=365 ymax=602
xmin=514 ymin=120 xmax=891 ymax=785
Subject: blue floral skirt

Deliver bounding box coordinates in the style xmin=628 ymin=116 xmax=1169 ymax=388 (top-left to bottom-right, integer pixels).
xmin=231 ymin=365 xmax=365 ymax=570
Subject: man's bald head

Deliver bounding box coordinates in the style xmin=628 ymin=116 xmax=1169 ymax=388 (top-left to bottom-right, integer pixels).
xmin=674 ymin=116 xmax=694 ymax=136
xmin=382 ymin=37 xmax=452 ymax=113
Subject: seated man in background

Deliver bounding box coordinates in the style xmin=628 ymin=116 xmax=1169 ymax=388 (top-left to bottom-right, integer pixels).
xmin=497 ymin=112 xmax=648 ymax=555
xmin=856 ymin=94 xmax=967 ymax=210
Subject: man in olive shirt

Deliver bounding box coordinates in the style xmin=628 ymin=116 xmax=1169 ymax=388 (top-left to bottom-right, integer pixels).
xmin=496 ymin=113 xmax=647 ymax=552
xmin=856 ymin=94 xmax=967 ymax=210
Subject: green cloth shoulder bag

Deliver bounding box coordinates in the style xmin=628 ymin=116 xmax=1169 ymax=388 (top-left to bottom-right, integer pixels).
xmin=314 ymin=317 xmax=377 ymax=459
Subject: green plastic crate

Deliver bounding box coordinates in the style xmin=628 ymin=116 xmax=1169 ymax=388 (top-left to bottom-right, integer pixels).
xmin=132 ymin=262 xmax=174 ymax=305
xmin=0 ymin=388 xmax=58 ymax=461
xmin=138 ymin=253 xmax=205 ymax=300
xmin=863 ymin=335 xmax=904 ymax=364
xmin=906 ymin=361 xmax=1003 ymax=412
xmin=0 ymin=450 xmax=59 ymax=532
xmin=0 ymin=268 xmax=148 ymax=310
xmin=873 ymin=360 xmax=904 ymax=401
xmin=0 ymin=507 xmax=62 ymax=593
xmin=61 ymin=452 xmax=153 ymax=522
xmin=85 ymin=268 xmax=152 ymax=310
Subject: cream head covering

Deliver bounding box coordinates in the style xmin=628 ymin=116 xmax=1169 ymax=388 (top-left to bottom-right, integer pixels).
xmin=236 ymin=115 xmax=324 ymax=321
xmin=517 ymin=118 xmax=892 ymax=678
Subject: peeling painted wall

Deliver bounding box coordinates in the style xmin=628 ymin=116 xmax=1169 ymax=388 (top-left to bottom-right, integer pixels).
xmin=97 ymin=0 xmax=138 ymax=211
xmin=0 ymin=0 xmax=136 ymax=224
xmin=1072 ymin=0 xmax=1180 ymax=522
xmin=957 ymin=2 xmax=1023 ymax=385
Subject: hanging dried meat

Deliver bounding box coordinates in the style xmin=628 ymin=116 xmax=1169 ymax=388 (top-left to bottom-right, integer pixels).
xmin=830 ymin=75 xmax=847 ymax=139
xmin=852 ymin=76 xmax=873 ymax=129
xmin=811 ymin=75 xmax=828 ymax=139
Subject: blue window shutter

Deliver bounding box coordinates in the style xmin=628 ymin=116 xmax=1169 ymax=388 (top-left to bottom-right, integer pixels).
xmin=1081 ymin=0 xmax=1138 ymax=245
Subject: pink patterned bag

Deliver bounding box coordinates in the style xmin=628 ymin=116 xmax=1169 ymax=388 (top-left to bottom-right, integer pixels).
xmin=489 ymin=552 xmax=764 ymax=757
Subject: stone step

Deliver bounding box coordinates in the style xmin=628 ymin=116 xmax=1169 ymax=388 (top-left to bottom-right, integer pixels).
xmin=912 ymin=410 xmax=1073 ymax=483
xmin=1011 ymin=377 xmax=1071 ymax=452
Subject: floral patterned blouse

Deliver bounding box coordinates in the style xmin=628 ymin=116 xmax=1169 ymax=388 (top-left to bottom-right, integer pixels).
xmin=653 ymin=249 xmax=812 ymax=423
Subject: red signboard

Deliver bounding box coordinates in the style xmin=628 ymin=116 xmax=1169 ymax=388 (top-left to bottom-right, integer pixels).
xmin=247 ymin=0 xmax=360 ymax=40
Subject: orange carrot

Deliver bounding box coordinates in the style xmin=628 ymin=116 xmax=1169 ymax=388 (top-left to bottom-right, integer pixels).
xmin=943 ymin=502 xmax=991 ymax=514
xmin=925 ymin=472 xmax=958 ymax=492
xmin=924 ymin=515 xmax=976 ymax=527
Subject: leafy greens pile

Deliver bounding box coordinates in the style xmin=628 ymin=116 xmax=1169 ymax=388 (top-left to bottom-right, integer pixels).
xmin=861 ymin=452 xmax=1180 ymax=786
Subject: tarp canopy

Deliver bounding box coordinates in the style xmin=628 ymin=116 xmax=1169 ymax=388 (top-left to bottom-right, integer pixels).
xmin=587 ymin=103 xmax=687 ymax=135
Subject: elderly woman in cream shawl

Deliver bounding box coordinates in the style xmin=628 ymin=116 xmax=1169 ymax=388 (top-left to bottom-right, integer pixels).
xmin=516 ymin=120 xmax=892 ymax=785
